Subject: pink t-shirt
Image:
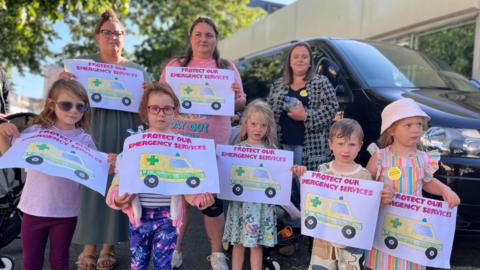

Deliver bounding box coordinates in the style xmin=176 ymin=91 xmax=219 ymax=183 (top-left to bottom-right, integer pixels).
xmin=17 ymin=125 xmax=96 ymax=218
xmin=160 ymin=57 xmax=244 ymax=145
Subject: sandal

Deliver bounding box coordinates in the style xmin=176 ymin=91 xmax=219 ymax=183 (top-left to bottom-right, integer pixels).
xmin=76 ymin=252 xmax=97 ymax=270
xmin=96 ymin=250 xmax=117 ymax=270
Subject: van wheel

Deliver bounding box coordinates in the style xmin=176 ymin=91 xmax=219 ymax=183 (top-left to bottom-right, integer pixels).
xmin=74 ymin=170 xmax=89 ymax=180
xmin=232 ymin=184 xmax=243 ymax=195
xmin=304 ymin=216 xmax=317 ymax=229
xmin=91 ymin=93 xmax=102 ymax=102
xmin=25 ymin=155 xmax=43 ymax=165
xmin=341 ymin=225 xmax=356 ymax=239
xmin=211 ymin=102 xmax=221 ymax=110
xmin=122 ymin=97 xmax=131 ymax=106
xmin=385 ymin=236 xmax=398 ymax=249
xmin=186 ymin=177 xmax=200 ymax=188
xmin=265 ymin=187 xmax=276 ymax=198
xmin=425 ymin=247 xmax=438 ymax=259
xmin=144 ymin=175 xmax=159 ymax=188
xmin=182 ymin=100 xmax=192 ymax=109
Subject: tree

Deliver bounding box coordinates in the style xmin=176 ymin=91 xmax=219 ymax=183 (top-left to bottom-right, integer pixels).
xmin=0 ymin=0 xmax=129 ymax=74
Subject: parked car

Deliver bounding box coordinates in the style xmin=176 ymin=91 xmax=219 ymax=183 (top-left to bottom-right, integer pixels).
xmin=235 ymin=37 xmax=480 ymax=234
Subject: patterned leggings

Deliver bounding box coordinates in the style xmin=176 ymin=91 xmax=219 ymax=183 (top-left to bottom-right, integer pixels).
xmin=129 ymin=207 xmax=177 ymax=270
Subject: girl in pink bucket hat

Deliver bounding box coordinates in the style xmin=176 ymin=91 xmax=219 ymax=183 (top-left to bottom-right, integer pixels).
xmin=365 ymin=98 xmax=460 ymax=270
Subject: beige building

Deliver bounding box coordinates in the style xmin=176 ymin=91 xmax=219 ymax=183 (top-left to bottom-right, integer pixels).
xmin=219 ymin=0 xmax=480 ymax=79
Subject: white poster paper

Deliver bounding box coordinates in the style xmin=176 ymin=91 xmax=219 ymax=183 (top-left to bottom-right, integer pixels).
xmin=300 ymin=171 xmax=384 ymax=249
xmin=64 ymin=59 xmax=144 ymax=112
xmin=165 ymin=67 xmax=234 ymax=116
xmin=118 ymin=132 xmax=219 ymax=195
xmin=0 ymin=129 xmax=109 ymax=195
xmin=373 ymin=193 xmax=457 ymax=268
xmin=216 ymin=144 xmax=293 ymax=205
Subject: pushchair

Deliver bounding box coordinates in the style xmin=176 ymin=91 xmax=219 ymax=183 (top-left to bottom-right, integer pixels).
xmin=0 ymin=112 xmax=37 ymax=269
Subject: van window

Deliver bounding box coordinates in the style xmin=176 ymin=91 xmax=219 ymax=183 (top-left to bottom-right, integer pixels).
xmin=111 ymin=81 xmax=124 ymax=90
xmin=62 ymin=153 xmax=81 ymax=164
xmin=254 ymin=169 xmax=269 ymax=179
xmin=332 ymin=202 xmax=349 ymax=215
xmin=413 ymin=223 xmax=433 ymax=237
xmin=171 ymin=159 xmax=189 ymax=169
xmin=201 ymin=88 xmax=214 ymax=96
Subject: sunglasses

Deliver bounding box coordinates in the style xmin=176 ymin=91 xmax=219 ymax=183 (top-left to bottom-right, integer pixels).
xmin=99 ymin=29 xmax=124 ymax=37
xmin=55 ymin=101 xmax=89 ymax=113
xmin=147 ymin=105 xmax=175 ymax=116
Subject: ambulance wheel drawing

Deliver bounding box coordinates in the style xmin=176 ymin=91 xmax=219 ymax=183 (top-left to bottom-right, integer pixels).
xmin=384 ymin=236 xmax=398 ymax=249
xmin=122 ymin=97 xmax=132 ymax=106
xmin=186 ymin=176 xmax=200 ymax=188
xmin=211 ymin=102 xmax=221 ymax=110
xmin=144 ymin=175 xmax=159 ymax=188
xmin=232 ymin=184 xmax=243 ymax=195
xmin=265 ymin=187 xmax=276 ymax=198
xmin=383 ymin=214 xmax=442 ymax=260
xmin=342 ymin=225 xmax=356 ymax=239
xmin=304 ymin=216 xmax=317 ymax=229
xmin=426 ymin=247 xmax=438 ymax=260
xmin=182 ymin=100 xmax=192 ymax=109
xmin=74 ymin=170 xmax=89 ymax=180
xmin=91 ymin=93 xmax=102 ymax=102
xmin=25 ymin=155 xmax=43 ymax=165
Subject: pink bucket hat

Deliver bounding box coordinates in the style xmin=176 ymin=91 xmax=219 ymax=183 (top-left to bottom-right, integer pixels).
xmin=380 ymin=98 xmax=430 ymax=134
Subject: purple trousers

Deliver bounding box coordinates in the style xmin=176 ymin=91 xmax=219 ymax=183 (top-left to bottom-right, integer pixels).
xmin=21 ymin=213 xmax=77 ymax=270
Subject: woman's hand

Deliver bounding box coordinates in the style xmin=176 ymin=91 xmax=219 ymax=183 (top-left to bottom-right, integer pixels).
xmin=0 ymin=123 xmax=20 ymax=139
xmin=197 ymin=193 xmax=215 ymax=210
xmin=441 ymin=186 xmax=461 ymax=208
xmin=58 ymin=71 xmax=76 ymax=80
xmin=114 ymin=193 xmax=136 ymax=207
xmin=231 ymin=83 xmax=243 ymax=99
xmin=107 ymin=153 xmax=117 ymax=174
xmin=142 ymin=82 xmax=153 ymax=91
xmin=291 ymin=165 xmax=307 ymax=178
xmin=287 ymin=104 xmax=307 ymax=121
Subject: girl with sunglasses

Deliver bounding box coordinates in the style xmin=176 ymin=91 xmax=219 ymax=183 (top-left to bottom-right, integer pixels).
xmin=0 ymin=79 xmax=96 ymax=270
xmin=106 ymin=82 xmax=215 ymax=269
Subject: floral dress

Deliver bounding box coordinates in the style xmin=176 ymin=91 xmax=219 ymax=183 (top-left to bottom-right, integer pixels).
xmin=222 ymin=141 xmax=277 ymax=248
xmin=366 ymin=146 xmax=440 ymax=270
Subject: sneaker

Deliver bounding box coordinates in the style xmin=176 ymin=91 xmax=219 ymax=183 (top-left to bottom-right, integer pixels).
xmin=172 ymin=250 xmax=183 ymax=268
xmin=207 ymin=252 xmax=229 ymax=270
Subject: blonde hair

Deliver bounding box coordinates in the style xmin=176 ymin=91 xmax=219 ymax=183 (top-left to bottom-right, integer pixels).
xmin=236 ymin=99 xmax=277 ymax=148
xmin=138 ymin=82 xmax=180 ymax=125
xmin=377 ymin=117 xmax=428 ymax=148
xmin=329 ymin=118 xmax=364 ymax=142
xmin=30 ymin=79 xmax=91 ymax=130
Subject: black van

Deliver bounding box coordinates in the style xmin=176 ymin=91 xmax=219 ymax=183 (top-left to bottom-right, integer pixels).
xmin=235 ymin=37 xmax=480 ymax=234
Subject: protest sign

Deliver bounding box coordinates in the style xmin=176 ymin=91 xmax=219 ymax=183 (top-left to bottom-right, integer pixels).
xmin=64 ymin=59 xmax=144 ymax=112
xmin=301 ymin=171 xmax=383 ymax=249
xmin=216 ymin=144 xmax=293 ymax=205
xmin=165 ymin=66 xmax=234 ymax=116
xmin=118 ymin=132 xmax=219 ymax=195
xmin=0 ymin=129 xmax=109 ymax=195
xmin=373 ymin=192 xmax=457 ymax=268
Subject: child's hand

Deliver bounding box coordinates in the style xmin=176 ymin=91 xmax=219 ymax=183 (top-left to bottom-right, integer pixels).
xmin=58 ymin=71 xmax=76 ymax=80
xmin=114 ymin=193 xmax=136 ymax=207
xmin=142 ymin=82 xmax=153 ymax=91
xmin=107 ymin=153 xmax=117 ymax=174
xmin=291 ymin=165 xmax=307 ymax=178
xmin=0 ymin=123 xmax=20 ymax=139
xmin=441 ymin=186 xmax=460 ymax=208
xmin=380 ymin=183 xmax=394 ymax=206
xmin=197 ymin=193 xmax=215 ymax=210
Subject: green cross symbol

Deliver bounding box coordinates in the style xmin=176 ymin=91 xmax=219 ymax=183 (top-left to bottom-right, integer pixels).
xmin=235 ymin=167 xmax=245 ymax=176
xmin=391 ymin=218 xmax=402 ymax=228
xmin=311 ymin=197 xmax=321 ymax=207
xmin=93 ymin=79 xmax=102 ymax=86
xmin=36 ymin=144 xmax=49 ymax=151
xmin=184 ymin=86 xmax=193 ymax=94
xmin=146 ymin=155 xmax=159 ymax=166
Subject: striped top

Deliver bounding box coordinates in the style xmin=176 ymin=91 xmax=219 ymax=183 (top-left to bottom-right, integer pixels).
xmin=366 ymin=146 xmax=440 ymax=270
xmin=138 ymin=193 xmax=171 ymax=208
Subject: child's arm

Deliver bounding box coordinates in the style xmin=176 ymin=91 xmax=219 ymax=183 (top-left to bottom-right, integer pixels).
xmin=107 ymin=153 xmax=117 ymax=175
xmin=423 ymin=178 xmax=460 ymax=208
xmin=0 ymin=123 xmax=19 ymax=154
xmin=105 ymin=175 xmax=136 ymax=209
xmin=291 ymin=165 xmax=307 ymax=178
xmin=367 ymin=154 xmax=394 ymax=206
xmin=184 ymin=193 xmax=215 ymax=210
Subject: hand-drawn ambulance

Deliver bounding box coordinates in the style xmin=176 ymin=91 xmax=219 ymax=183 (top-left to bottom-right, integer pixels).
xmin=87 ymin=77 xmax=134 ymax=106
xmin=230 ymin=164 xmax=280 ymax=198
xmin=179 ymin=83 xmax=224 ymax=110
xmin=384 ymin=214 xmax=442 ymax=260
xmin=303 ymin=193 xmax=362 ymax=239
xmin=24 ymin=142 xmax=93 ymax=180
xmin=139 ymin=153 xmax=204 ymax=188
